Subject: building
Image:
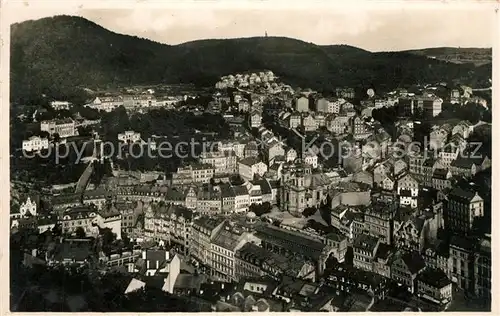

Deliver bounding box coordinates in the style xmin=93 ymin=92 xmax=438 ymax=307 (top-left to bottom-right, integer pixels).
xmin=444 ymin=186 xmax=484 ymax=234
xmin=19 ymin=196 xmax=38 ymax=218
xmin=22 ymin=136 xmax=49 ymax=152
xmin=416 ymin=268 xmax=453 ymax=306
xmin=390 ymin=251 xmax=426 ymax=293
xmin=449 ymin=235 xmax=475 ymax=292
xmin=210 ymin=222 xmax=259 ymax=281
xmin=50 ymin=100 xmax=71 ymax=110
xmin=398 ymin=95 xmax=443 ymax=117
xmin=59 ymin=206 xmax=99 ymax=236
xmin=432 ymin=169 xmax=452 ymax=191
xmin=238 ymin=157 xmax=268 ymax=181
xmin=249 ymin=110 xmax=262 ymax=128
xmin=397 ymin=173 xmax=419 ymax=208
xmin=94 ymin=208 xmax=122 ymax=240
xmin=171 ymin=164 xmax=214 ymax=185
xmin=40 ymin=118 xmax=76 ymax=138
xmin=86 ymin=96 xmax=123 ymax=112
xmin=280 ymin=168 xmax=331 ymax=217
xmin=218 ymin=140 xmax=246 ymax=159
xmin=474 ymin=236 xmax=491 ymax=299
xmin=352 ymin=233 xmax=380 ymax=272
xmin=118 ymin=131 xmax=142 ymax=143
xmin=302 ymin=114 xmax=318 ymax=132
xmin=200 ymin=151 xmax=238 ymax=175
xmin=363 ymin=201 xmax=394 ymax=245
xmin=295 ymin=96 xmax=309 ymax=112
xmin=315 ymin=97 xmax=329 ymax=112
xmin=190 ymin=216 xmax=225 ymax=270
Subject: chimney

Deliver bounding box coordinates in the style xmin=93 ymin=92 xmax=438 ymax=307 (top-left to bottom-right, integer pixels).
xmin=142 ymin=250 xmax=147 ymax=260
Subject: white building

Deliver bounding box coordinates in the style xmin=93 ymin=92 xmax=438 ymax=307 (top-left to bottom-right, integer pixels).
xmin=20 ymin=197 xmax=38 ymax=217
xmin=200 ymin=151 xmax=238 ymax=175
xmin=249 ymin=111 xmax=262 ymax=128
xmin=40 ymin=118 xmax=77 ymax=138
xmin=118 ymin=131 xmax=142 ymax=143
xmin=304 ymin=151 xmax=319 ymax=169
xmin=22 ymin=136 xmax=49 ymax=152
xmin=50 ymin=100 xmax=71 ymax=110
xmin=238 ymin=157 xmax=268 ymax=181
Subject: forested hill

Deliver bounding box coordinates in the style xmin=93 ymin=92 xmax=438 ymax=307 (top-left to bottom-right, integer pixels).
xmin=10 ymin=15 xmax=492 ymax=104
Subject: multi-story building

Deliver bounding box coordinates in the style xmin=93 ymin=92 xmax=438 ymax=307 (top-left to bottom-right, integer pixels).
xmin=210 ymin=223 xmax=259 ymax=282
xmin=118 ymin=131 xmax=141 ymax=143
xmin=327 ymin=115 xmax=350 ymax=135
xmin=397 ymin=173 xmax=419 ymax=208
xmin=295 ymin=96 xmax=309 ymax=112
xmin=59 ymin=205 xmax=99 ymax=236
xmin=217 ymin=140 xmax=246 ymax=159
xmin=190 ymin=216 xmax=225 ymax=270
xmin=238 ymin=157 xmax=268 ymax=181
xmin=390 ymin=251 xmax=426 ymax=293
xmin=302 ymin=114 xmax=318 ymax=132
xmin=171 ymin=164 xmax=214 ymax=185
xmin=40 ymin=118 xmax=76 ymax=138
xmin=474 ymin=235 xmax=491 ymax=299
xmin=416 ymin=268 xmax=453 ymax=306
xmin=432 ymin=168 xmax=452 ymax=191
xmin=352 ymin=233 xmax=380 ymax=272
xmin=449 ymin=235 xmax=476 ymax=292
xmin=363 ymin=201 xmax=395 ymax=245
xmin=233 ymin=185 xmax=250 ymax=213
xmin=200 ymin=151 xmax=238 ymax=175
xmin=22 ymin=136 xmax=49 ymax=152
xmin=85 ymin=96 xmax=123 ymax=112
xmin=444 ymin=186 xmax=484 ymax=234
xmin=249 ymin=110 xmax=262 ymax=128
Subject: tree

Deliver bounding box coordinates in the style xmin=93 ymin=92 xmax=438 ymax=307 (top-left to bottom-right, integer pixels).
xmin=75 ymin=226 xmax=86 ymax=238
xmin=302 ymin=207 xmax=317 ymax=217
xmin=51 ymin=223 xmax=62 ymax=237
xmin=249 ymin=202 xmax=272 ymax=216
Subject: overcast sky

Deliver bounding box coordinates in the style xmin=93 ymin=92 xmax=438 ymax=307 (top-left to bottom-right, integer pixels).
xmin=6 ymin=1 xmax=497 ymax=52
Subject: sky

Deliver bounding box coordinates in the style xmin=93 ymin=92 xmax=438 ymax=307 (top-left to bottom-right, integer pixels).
xmin=5 ymin=1 xmax=497 ymax=52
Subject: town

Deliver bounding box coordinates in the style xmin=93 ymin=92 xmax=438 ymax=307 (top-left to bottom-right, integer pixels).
xmin=10 ymin=67 xmax=492 ymax=312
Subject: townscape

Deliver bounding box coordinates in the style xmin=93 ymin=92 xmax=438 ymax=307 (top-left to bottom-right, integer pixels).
xmin=10 ymin=16 xmax=492 ymax=313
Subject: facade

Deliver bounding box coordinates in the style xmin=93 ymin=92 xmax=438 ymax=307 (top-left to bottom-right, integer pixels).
xmin=238 ymin=157 xmax=268 ymax=181
xmin=22 ymin=136 xmax=49 ymax=152
xmin=118 ymin=131 xmax=141 ymax=143
xmin=40 ymin=118 xmax=76 ymax=138
xmin=353 ymin=233 xmax=380 ymax=272
xmin=200 ymin=151 xmax=238 ymax=175
xmin=444 ymin=187 xmax=484 ymax=234
xmin=295 ymin=96 xmax=309 ymax=112
xmin=190 ymin=216 xmax=225 ymax=268
xmin=416 ymin=268 xmax=453 ymax=305
xmin=391 ymin=251 xmax=426 ymax=293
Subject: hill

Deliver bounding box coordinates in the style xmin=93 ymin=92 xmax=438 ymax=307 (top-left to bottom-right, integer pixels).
xmin=10 ymin=15 xmax=492 ymax=104
xmin=403 ymin=47 xmax=492 ymax=65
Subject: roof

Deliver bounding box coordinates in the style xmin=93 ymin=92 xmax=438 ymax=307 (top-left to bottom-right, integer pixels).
xmin=433 ymin=168 xmax=449 ymax=179
xmin=239 ymin=157 xmax=263 ymax=167
xmin=193 ymin=216 xmax=225 ymax=231
xmin=232 ymin=185 xmax=249 ymax=196
xmin=251 ymin=179 xmax=272 ymax=195
xmin=212 ymin=225 xmax=244 ymax=251
xmin=353 ymin=234 xmax=379 ymax=253
xmin=375 ymin=243 xmax=394 ymax=261
xmin=401 ymin=251 xmax=426 ymax=274
xmin=255 ymin=225 xmax=325 ymax=260
xmin=449 ymin=187 xmax=481 ymax=203
xmin=417 ymin=268 xmax=452 ymax=288
xmin=174 ymin=274 xmax=207 ymax=291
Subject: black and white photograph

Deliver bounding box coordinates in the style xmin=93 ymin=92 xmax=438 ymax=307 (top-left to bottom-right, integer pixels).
xmin=5 ymin=0 xmax=497 ymax=312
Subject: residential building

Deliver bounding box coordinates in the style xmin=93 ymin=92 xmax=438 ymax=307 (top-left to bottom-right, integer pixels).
xmin=190 ymin=216 xmax=225 ymax=269
xmin=85 ymin=96 xmax=123 ymax=112
xmin=432 ymin=169 xmax=452 ymax=191
xmin=210 ymin=222 xmax=259 ymax=281
xmin=302 ymin=114 xmax=318 ymax=132
xmin=397 ymin=173 xmax=419 ymax=208
xmin=390 ymin=251 xmax=426 ymax=293
xmin=352 ymin=233 xmax=380 ymax=272
xmin=59 ymin=205 xmax=99 ymax=236
xmin=444 ymin=186 xmax=484 ymax=234
xmin=416 ymin=268 xmax=453 ymax=306
xmin=238 ymin=157 xmax=268 ymax=181
xmin=295 ymin=96 xmax=309 ymax=112
xmin=200 ymin=151 xmax=238 ymax=175
xmin=249 ymin=110 xmax=262 ymax=128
